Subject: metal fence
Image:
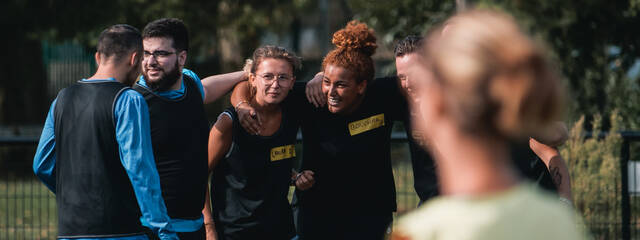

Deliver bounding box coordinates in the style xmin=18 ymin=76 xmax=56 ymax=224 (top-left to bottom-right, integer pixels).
xmin=620 ymin=132 xmax=640 ymax=239
xmin=0 ymin=139 xmax=57 ymax=239
xmin=0 ymin=134 xmax=420 ymax=239
xmin=2 ymin=132 xmax=640 ymax=239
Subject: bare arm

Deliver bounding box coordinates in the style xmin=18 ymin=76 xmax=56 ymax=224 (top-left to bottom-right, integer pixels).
xmin=230 ymin=81 xmax=263 ymax=135
xmin=202 ymin=71 xmax=247 ymax=104
xmin=305 ymin=72 xmax=325 ymax=107
xmin=202 ymin=114 xmax=233 ymax=239
xmin=529 ymin=138 xmax=573 ymax=203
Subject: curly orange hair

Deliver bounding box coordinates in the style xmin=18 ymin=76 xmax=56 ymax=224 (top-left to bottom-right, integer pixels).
xmin=322 ymin=20 xmax=377 ymax=83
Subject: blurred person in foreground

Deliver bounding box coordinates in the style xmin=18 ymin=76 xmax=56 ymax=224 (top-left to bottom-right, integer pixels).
xmin=392 ymin=9 xmax=588 ymax=240
xmin=33 ymin=24 xmax=178 ymax=240
xmin=394 ymin=35 xmax=572 ymax=205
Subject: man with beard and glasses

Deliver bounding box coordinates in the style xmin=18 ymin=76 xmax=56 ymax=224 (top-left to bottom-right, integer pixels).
xmin=132 ymin=18 xmax=246 ymax=239
xmin=33 ymin=24 xmax=178 ymax=240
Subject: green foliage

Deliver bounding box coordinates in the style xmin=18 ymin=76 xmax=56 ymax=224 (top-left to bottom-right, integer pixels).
xmin=349 ymin=0 xmax=640 ymax=129
xmin=348 ymin=0 xmax=455 ymax=44
xmin=561 ymin=111 xmax=623 ymax=238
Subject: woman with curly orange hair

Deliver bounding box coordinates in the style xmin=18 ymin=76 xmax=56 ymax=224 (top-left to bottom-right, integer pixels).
xmin=231 ymin=20 xmax=407 ymax=239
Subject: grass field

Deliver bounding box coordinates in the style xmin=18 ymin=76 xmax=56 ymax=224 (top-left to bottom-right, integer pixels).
xmin=0 ymin=177 xmax=57 ymax=240
xmin=0 ymin=143 xmax=420 ymax=239
xmin=6 ymin=141 xmax=640 ymax=239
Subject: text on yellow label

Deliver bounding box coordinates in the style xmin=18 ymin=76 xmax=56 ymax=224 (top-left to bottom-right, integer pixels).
xmin=348 ymin=114 xmax=385 ymax=136
xmin=270 ymin=144 xmax=296 ymax=161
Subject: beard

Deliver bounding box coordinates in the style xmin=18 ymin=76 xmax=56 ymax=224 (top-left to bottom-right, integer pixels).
xmin=144 ymin=60 xmax=181 ymax=92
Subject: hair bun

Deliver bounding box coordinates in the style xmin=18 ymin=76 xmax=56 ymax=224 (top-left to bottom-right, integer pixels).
xmin=331 ymin=20 xmax=377 ymax=56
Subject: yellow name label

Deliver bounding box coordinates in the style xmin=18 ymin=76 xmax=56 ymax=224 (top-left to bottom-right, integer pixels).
xmin=270 ymin=144 xmax=296 ymax=162
xmin=348 ymin=114 xmax=385 ymax=136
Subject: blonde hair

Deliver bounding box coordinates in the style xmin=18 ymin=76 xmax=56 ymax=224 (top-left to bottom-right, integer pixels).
xmin=423 ymin=9 xmax=564 ymax=139
xmin=243 ymin=45 xmax=301 ymax=75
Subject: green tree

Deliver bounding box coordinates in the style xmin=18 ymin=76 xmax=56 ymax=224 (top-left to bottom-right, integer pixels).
xmin=349 ymin=0 xmax=640 ymax=129
xmin=1 ymin=0 xmax=317 ymax=125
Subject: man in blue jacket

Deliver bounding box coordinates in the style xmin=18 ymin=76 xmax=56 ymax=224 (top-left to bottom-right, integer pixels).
xmin=33 ymin=24 xmax=178 ymax=239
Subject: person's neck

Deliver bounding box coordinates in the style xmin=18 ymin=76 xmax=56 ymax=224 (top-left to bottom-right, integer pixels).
xmin=432 ymin=122 xmax=520 ymax=197
xmin=88 ymin=65 xmax=127 ymax=84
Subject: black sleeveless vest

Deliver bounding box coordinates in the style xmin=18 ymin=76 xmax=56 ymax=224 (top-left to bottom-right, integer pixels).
xmin=133 ymin=75 xmax=209 ymax=219
xmin=211 ymin=107 xmax=298 ymax=240
xmin=54 ymin=80 xmax=145 ymax=238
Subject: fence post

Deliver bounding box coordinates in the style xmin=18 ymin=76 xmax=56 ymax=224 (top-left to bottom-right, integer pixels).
xmin=621 ymin=139 xmax=630 ymax=240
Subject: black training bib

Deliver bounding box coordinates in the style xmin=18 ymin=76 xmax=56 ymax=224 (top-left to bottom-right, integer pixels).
xmin=211 ymin=107 xmax=299 ymax=240
xmin=55 ymin=81 xmax=145 ymax=238
xmin=133 ymin=75 xmax=209 ymax=219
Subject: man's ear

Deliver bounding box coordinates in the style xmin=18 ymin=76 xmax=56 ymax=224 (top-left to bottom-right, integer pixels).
xmin=129 ymin=51 xmax=140 ymax=67
xmin=94 ymin=52 xmax=101 ymax=66
xmin=178 ymin=50 xmax=187 ymax=67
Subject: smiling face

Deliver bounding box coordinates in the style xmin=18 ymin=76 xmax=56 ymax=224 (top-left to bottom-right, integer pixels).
xmin=249 ymin=58 xmax=295 ymax=106
xmin=396 ymin=53 xmax=423 ymax=102
xmin=322 ymin=64 xmax=367 ymax=114
xmin=142 ymin=37 xmax=185 ymax=91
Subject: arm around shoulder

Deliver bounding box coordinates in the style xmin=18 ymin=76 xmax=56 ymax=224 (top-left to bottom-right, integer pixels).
xmin=202 ymin=71 xmax=247 ymax=104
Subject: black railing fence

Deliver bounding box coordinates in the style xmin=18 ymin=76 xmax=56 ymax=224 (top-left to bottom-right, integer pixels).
xmin=1 ymin=132 xmax=639 ymax=239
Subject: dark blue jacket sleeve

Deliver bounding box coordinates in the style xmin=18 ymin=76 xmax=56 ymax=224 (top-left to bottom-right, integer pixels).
xmin=114 ymin=89 xmax=178 ymax=240
xmin=33 ymin=99 xmax=58 ymax=193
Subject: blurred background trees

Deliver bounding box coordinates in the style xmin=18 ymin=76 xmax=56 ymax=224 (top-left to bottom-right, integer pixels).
xmin=350 ymin=0 xmax=640 ymax=129
xmin=3 ymin=0 xmax=639 ymax=128
xmin=1 ymin=1 xmax=640 ymax=237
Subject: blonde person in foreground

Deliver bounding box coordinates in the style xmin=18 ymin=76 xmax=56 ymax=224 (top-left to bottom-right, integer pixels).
xmin=391 ymin=9 xmax=589 ymax=240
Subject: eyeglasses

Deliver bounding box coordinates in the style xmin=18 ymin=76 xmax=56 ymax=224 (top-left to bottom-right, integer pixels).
xmin=256 ymin=73 xmax=293 ymax=86
xmin=143 ymin=50 xmax=175 ymax=60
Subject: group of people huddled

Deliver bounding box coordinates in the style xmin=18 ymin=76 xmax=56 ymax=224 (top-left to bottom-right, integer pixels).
xmin=33 ymin=7 xmax=589 ymax=240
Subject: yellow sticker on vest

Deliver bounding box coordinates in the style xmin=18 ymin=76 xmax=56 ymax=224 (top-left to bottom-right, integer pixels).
xmin=348 ymin=114 xmax=385 ymax=136
xmin=271 ymin=144 xmax=296 ymax=161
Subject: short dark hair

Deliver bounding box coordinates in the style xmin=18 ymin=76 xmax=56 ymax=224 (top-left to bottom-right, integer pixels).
xmin=97 ymin=24 xmax=142 ymax=60
xmin=142 ymin=18 xmax=189 ymax=52
xmin=394 ymin=35 xmax=423 ymax=57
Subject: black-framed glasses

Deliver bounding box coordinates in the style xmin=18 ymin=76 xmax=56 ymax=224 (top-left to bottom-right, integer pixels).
xmin=143 ymin=50 xmax=175 ymax=60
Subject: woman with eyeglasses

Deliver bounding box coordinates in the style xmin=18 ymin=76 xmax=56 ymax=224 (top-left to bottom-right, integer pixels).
xmin=201 ymin=45 xmax=307 ymax=240
xmin=391 ymin=10 xmax=588 ymax=240
xmin=231 ymin=20 xmax=406 ymax=239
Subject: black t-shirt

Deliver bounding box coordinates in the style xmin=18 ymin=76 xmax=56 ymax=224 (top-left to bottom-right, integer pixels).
xmin=211 ymin=107 xmax=300 ymax=240
xmin=402 ymin=109 xmax=440 ymax=204
xmin=510 ymin=140 xmax=557 ymax=192
xmin=285 ymin=77 xmax=405 ymax=236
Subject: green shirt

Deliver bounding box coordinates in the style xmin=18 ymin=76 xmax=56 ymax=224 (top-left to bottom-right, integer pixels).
xmin=394 ymin=183 xmax=589 ymax=240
